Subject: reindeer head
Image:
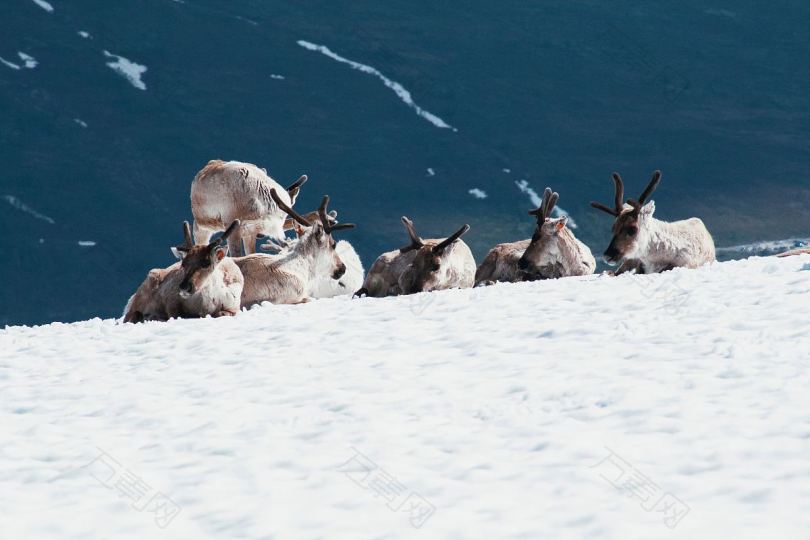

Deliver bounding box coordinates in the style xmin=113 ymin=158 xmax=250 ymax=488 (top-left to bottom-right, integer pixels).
xmin=590 ymin=170 xmax=661 ymax=265
xmin=172 ymin=219 xmax=240 ymax=297
xmin=270 ymin=189 xmax=355 ymax=279
xmin=517 ymin=187 xmax=570 ymax=276
xmin=398 ymin=217 xmax=471 ymax=294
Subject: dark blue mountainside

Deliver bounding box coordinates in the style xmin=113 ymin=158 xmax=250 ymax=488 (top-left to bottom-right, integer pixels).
xmin=2 ymin=0 xmax=809 ymax=326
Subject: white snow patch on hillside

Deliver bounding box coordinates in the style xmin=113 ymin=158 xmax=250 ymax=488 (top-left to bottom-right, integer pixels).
xmin=297 ymin=40 xmax=457 ymax=131
xmin=717 ymin=237 xmax=810 ymax=256
xmin=73 ymin=118 xmax=88 ymax=128
xmin=77 ymin=241 xmax=96 ymax=247
xmin=2 ymin=255 xmax=810 ymax=538
xmin=270 ymin=73 xmax=285 ymax=80
xmin=0 ymin=56 xmax=20 ymax=70
xmin=103 ymin=51 xmax=147 ymax=90
xmin=426 ymin=167 xmax=435 ymax=176
xmin=1 ymin=52 xmax=37 ymax=70
xmin=78 ymin=31 xmax=91 ymax=39
xmin=515 ymin=179 xmax=579 ymax=228
xmin=30 ymin=0 xmax=54 ymax=12
xmin=468 ymin=188 xmax=487 ymax=199
xmin=3 ymin=195 xmax=55 ymax=224
xmin=18 ymin=52 xmax=37 ymax=69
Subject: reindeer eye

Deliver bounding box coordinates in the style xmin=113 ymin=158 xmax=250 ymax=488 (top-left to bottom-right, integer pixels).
xmin=626 ymin=226 xmax=638 ymax=237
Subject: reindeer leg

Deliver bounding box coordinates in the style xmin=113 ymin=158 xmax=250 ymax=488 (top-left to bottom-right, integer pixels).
xmin=226 ymin=233 xmax=243 ymax=258
xmin=614 ymin=259 xmax=641 ymax=276
xmin=353 ymin=287 xmax=368 ymax=298
xmin=240 ymin=231 xmax=258 ymax=255
xmin=213 ymin=309 xmax=237 ymax=317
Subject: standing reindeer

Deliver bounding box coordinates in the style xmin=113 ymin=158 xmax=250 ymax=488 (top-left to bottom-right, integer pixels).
xmin=123 ymin=220 xmax=243 ymax=323
xmin=235 ymin=191 xmax=355 ymax=307
xmin=190 ymin=159 xmax=308 ymax=256
xmin=475 ymin=188 xmax=595 ymax=285
xmin=357 ymin=217 xmax=475 ymax=296
xmin=590 ymin=170 xmax=715 ymax=274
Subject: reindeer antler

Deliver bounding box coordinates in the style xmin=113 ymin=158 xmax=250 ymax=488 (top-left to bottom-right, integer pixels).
xmin=529 ymin=187 xmax=560 ymax=224
xmin=286 ymin=174 xmax=308 ymax=192
xmin=433 ymin=224 xmax=471 ymax=253
xmin=208 ymin=219 xmax=240 ymax=250
xmin=318 ymin=195 xmax=355 ymax=234
xmin=636 ymin=170 xmax=661 ymax=206
xmin=399 ymin=216 xmax=424 ymax=253
xmin=270 ymin=188 xmax=312 ymax=227
xmin=590 ymin=172 xmax=626 ymax=216
xmin=286 ymin=175 xmax=308 ymax=201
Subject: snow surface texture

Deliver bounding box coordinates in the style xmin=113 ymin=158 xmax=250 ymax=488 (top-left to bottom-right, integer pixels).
xmin=2 ymin=255 xmax=809 ymax=539
xmin=297 ymin=40 xmax=457 ymax=131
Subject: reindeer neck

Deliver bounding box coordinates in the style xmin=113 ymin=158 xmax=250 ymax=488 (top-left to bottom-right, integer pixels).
xmin=283 ymin=235 xmax=321 ymax=279
xmin=555 ymin=227 xmax=585 ymax=263
xmin=638 ymin=216 xmax=683 ymax=260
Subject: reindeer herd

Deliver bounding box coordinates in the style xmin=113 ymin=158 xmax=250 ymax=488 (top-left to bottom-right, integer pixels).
xmin=122 ymin=160 xmax=719 ymax=323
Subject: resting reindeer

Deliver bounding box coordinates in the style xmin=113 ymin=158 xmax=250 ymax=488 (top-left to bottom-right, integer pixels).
xmin=235 ymin=190 xmax=355 ymax=307
xmin=191 ymin=159 xmax=308 ymax=256
xmin=518 ymin=188 xmax=596 ymax=279
xmin=260 ymin=207 xmax=364 ymax=298
xmin=777 ymin=247 xmax=810 ymax=257
xmin=475 ymin=188 xmax=595 ymax=285
xmin=123 ymin=220 xmax=243 ymax=323
xmin=356 ymin=217 xmax=474 ymax=296
xmin=590 ymin=170 xmax=715 ymax=274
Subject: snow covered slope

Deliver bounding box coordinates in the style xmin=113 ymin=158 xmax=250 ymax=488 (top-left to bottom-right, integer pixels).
xmin=2 ymin=255 xmax=809 ymax=539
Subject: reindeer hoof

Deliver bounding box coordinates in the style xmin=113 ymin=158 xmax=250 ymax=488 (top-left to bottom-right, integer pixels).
xmin=353 ymin=287 xmax=368 ymax=298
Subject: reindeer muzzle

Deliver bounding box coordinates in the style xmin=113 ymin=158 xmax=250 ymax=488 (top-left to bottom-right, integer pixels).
xmin=179 ymin=280 xmax=194 ymax=297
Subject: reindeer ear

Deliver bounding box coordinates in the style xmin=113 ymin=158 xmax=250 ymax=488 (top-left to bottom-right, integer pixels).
xmin=215 ymin=246 xmax=228 ymax=260
xmin=555 ymin=217 xmax=567 ymax=231
xmin=641 ymin=200 xmax=656 ymax=216
xmin=171 ymin=246 xmax=187 ymax=260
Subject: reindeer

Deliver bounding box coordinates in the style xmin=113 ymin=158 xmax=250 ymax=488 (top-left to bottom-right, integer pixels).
xmin=517 ymin=188 xmax=596 ymax=279
xmin=123 ymin=220 xmax=243 ymax=323
xmin=590 ymin=170 xmax=715 ymax=274
xmin=475 ymin=188 xmax=595 ymax=285
xmin=259 ymin=207 xmax=364 ymax=298
xmin=777 ymin=247 xmax=810 ymax=257
xmin=235 ymin=190 xmax=355 ymax=307
xmin=190 ymin=159 xmax=308 ymax=256
xmin=357 ymin=217 xmax=474 ymax=296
